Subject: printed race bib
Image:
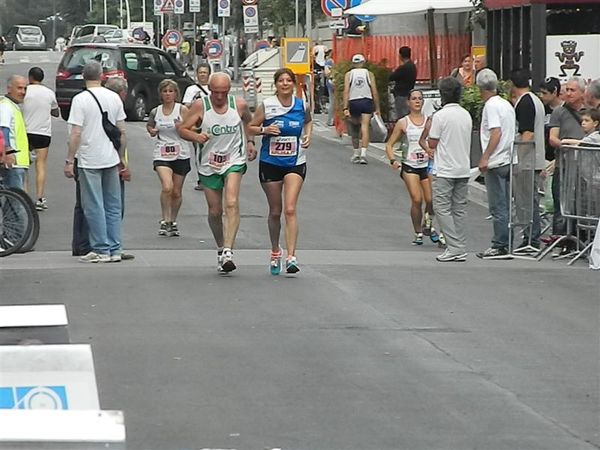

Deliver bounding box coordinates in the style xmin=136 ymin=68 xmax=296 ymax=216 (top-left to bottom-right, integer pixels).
xmin=408 ymin=150 xmax=428 ymax=164
xmin=269 ymin=136 xmax=298 ymax=157
xmin=208 ymin=152 xmax=230 ymax=170
xmin=159 ymin=143 xmax=181 ymax=159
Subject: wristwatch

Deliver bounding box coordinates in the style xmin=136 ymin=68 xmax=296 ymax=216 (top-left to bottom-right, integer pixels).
xmin=389 ymin=158 xmax=397 ymax=165
xmin=65 ymin=160 xmax=74 ymax=165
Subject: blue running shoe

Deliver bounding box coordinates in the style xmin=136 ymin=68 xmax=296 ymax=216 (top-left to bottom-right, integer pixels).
xmin=270 ymin=249 xmax=282 ymax=275
xmin=286 ymin=256 xmax=300 ymax=274
xmin=430 ymin=229 xmax=440 ymax=243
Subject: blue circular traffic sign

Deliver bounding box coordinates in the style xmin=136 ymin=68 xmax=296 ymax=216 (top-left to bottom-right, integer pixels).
xmin=205 ymin=39 xmax=224 ymax=59
xmin=349 ymin=0 xmax=376 ymax=22
xmin=162 ymin=29 xmax=182 ymax=47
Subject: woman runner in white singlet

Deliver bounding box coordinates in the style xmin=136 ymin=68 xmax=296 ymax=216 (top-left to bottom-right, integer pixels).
xmin=147 ymin=80 xmax=193 ymax=237
xmin=385 ymin=89 xmax=441 ymax=246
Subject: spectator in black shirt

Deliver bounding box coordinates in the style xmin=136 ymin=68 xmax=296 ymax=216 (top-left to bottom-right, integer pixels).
xmin=510 ymin=68 xmax=547 ymax=251
xmin=539 ymin=77 xmax=563 ymax=162
xmin=389 ymin=46 xmax=417 ymax=120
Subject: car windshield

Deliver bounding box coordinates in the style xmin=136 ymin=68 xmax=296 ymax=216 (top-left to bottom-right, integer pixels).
xmin=20 ymin=27 xmax=41 ymax=35
xmin=61 ymin=47 xmax=120 ymax=73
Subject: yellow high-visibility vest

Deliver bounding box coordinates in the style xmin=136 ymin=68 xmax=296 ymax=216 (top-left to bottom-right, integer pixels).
xmin=0 ymin=97 xmax=29 ymax=168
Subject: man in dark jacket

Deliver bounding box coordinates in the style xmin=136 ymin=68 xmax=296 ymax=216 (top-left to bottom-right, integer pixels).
xmin=389 ymin=46 xmax=417 ymax=120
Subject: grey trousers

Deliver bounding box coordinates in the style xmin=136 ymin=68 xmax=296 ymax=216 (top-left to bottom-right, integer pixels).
xmin=432 ymin=176 xmax=469 ymax=255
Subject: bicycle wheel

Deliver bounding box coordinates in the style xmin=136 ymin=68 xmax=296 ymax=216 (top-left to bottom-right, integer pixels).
xmin=0 ymin=189 xmax=33 ymax=257
xmin=9 ymin=187 xmax=40 ymax=253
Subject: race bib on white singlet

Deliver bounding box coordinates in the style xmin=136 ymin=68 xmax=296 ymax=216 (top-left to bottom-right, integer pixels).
xmin=159 ymin=143 xmax=181 ymax=159
xmin=269 ymin=136 xmax=298 ymax=156
xmin=208 ymin=152 xmax=230 ymax=170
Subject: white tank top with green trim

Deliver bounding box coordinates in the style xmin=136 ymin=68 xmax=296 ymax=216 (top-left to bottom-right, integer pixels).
xmin=198 ymin=95 xmax=247 ymax=175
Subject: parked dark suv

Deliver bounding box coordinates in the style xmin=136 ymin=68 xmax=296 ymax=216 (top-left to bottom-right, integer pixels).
xmin=56 ymin=43 xmax=194 ymax=121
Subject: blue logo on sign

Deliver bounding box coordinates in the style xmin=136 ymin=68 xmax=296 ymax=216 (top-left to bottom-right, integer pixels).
xmin=0 ymin=386 xmax=69 ymax=410
xmin=349 ymin=0 xmax=376 ymax=22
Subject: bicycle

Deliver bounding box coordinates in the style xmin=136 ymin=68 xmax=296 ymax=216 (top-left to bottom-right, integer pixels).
xmin=0 ymin=169 xmax=40 ymax=256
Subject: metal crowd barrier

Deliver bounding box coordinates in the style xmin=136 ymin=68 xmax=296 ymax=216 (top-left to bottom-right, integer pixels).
xmin=537 ymin=143 xmax=600 ymax=265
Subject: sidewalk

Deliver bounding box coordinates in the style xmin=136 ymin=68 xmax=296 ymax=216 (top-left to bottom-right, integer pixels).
xmin=310 ymin=115 xmax=489 ymax=208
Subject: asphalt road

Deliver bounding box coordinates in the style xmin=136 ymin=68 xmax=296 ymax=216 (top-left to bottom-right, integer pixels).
xmin=1 ymin=51 xmax=599 ymax=450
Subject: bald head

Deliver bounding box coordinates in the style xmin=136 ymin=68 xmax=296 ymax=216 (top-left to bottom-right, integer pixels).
xmin=209 ymin=72 xmax=232 ymax=90
xmin=6 ymin=75 xmax=27 ymax=103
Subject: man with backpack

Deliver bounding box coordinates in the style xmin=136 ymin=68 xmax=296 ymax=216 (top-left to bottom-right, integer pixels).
xmin=64 ymin=61 xmax=127 ymax=263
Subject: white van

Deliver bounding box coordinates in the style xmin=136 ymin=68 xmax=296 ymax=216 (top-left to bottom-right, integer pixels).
xmin=70 ymin=24 xmax=119 ymax=45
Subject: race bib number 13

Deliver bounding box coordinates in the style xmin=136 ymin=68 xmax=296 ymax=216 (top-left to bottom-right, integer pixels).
xmin=269 ymin=136 xmax=297 ymax=156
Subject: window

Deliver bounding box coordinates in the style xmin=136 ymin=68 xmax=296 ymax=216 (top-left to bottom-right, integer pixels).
xmin=123 ymin=51 xmax=139 ymax=70
xmin=158 ymin=53 xmax=176 ymax=76
xmin=78 ymin=26 xmax=95 ymax=37
xmin=136 ymin=50 xmax=159 ymax=72
xmin=62 ymin=48 xmax=120 ymax=73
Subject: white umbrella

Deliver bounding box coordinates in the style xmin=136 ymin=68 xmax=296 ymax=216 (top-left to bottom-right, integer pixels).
xmin=344 ymin=0 xmax=474 ymax=82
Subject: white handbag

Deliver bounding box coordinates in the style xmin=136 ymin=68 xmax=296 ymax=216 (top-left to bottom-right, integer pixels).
xmin=370 ymin=114 xmax=387 ymax=143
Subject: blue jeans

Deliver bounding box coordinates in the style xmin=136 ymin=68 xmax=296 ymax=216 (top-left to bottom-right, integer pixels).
xmin=485 ymin=164 xmax=511 ymax=249
xmin=78 ymin=166 xmax=122 ymax=256
xmin=3 ymin=168 xmax=26 ymax=190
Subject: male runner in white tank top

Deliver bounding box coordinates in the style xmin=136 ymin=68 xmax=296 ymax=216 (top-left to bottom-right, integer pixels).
xmin=178 ymin=73 xmax=257 ymax=273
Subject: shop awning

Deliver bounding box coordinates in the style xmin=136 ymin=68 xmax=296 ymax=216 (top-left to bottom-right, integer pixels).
xmin=344 ymin=0 xmax=474 ymax=16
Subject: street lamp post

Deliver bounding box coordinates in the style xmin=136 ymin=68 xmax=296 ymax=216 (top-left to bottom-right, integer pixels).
xmin=104 ymin=0 xmax=107 ymax=24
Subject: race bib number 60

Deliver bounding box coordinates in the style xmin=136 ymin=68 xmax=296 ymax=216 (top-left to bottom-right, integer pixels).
xmin=159 ymin=143 xmax=181 ymax=159
xmin=269 ymin=136 xmax=297 ymax=156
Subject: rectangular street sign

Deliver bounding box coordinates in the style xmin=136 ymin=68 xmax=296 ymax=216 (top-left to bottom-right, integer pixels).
xmin=218 ymin=0 xmax=231 ymax=17
xmin=245 ymin=26 xmax=259 ymax=34
xmin=189 ymin=0 xmax=200 ymax=12
xmin=174 ymin=0 xmax=184 ymax=14
xmin=329 ymin=18 xmax=346 ymax=29
xmin=282 ymin=38 xmax=311 ymax=74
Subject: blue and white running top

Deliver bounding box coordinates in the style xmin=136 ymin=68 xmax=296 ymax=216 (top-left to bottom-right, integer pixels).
xmin=260 ymin=96 xmax=307 ymax=167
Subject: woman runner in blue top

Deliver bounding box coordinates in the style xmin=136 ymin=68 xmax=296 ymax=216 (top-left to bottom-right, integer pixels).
xmin=249 ymin=68 xmax=313 ymax=275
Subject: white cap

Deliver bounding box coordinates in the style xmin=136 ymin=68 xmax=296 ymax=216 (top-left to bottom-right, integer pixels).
xmin=352 ymin=54 xmax=366 ymax=64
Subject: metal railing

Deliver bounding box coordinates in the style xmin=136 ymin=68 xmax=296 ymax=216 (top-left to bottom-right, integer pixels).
xmin=537 ymin=143 xmax=600 ymax=265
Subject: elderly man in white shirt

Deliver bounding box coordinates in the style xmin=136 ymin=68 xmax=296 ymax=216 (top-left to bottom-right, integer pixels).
xmin=64 ymin=60 xmax=127 ymax=263
xmin=476 ymin=68 xmax=516 ymax=259
xmin=427 ymin=77 xmax=473 ymax=262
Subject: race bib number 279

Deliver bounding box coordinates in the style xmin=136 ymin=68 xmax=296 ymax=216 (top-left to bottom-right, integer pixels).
xmin=269 ymin=136 xmax=297 ymax=156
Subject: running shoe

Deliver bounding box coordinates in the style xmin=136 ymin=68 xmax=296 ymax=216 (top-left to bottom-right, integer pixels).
xmin=79 ymin=251 xmax=111 ymax=263
xmin=35 ymin=198 xmax=48 ymax=211
xmin=412 ymin=233 xmax=424 ymax=246
xmin=436 ymin=250 xmax=467 ymax=262
xmin=437 ymin=233 xmax=447 ymax=249
xmin=221 ymin=249 xmax=236 ymax=273
xmin=169 ymin=221 xmax=180 ymax=237
xmin=476 ymin=247 xmax=509 ymax=259
xmin=359 ymin=156 xmax=368 ymax=164
xmin=422 ymin=213 xmax=432 ymax=236
xmin=270 ymin=248 xmax=282 ymax=275
xmin=109 ymin=254 xmax=122 ymax=263
xmin=286 ymin=256 xmax=300 ymax=274
xmin=429 ymin=228 xmax=439 ymax=243
xmin=350 ymin=154 xmax=361 ymax=164
xmin=217 ymin=251 xmax=224 ymax=273
xmin=158 ymin=220 xmax=169 ymax=236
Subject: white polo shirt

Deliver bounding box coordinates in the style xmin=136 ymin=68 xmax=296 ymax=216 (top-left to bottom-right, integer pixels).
xmin=480 ymin=95 xmax=516 ymax=168
xmin=428 ymin=103 xmax=472 ymax=178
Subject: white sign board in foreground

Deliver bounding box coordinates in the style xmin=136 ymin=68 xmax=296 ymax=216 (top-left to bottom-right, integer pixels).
xmin=0 ymin=410 xmax=125 ymax=443
xmin=546 ymin=34 xmax=600 ymax=83
xmin=0 ymin=305 xmax=68 ymax=328
xmin=0 ymin=344 xmax=99 ymax=410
